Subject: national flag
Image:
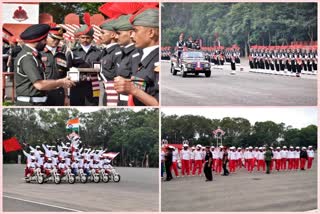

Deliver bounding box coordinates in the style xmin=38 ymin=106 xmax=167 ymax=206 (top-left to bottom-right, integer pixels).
xmin=103 ymin=152 xmax=119 ymax=160
xmin=3 ymin=137 xmax=22 ymax=153
xmin=104 ymin=81 xmax=118 ymax=106
xmin=66 ymin=118 xmax=80 ymax=131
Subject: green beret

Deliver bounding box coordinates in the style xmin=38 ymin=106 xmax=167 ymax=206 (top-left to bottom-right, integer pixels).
xmin=132 ymin=9 xmax=159 ymax=28
xmin=75 ymin=25 xmax=94 ymax=37
xmin=113 ymin=15 xmax=133 ymax=31
xmin=100 ymin=19 xmax=118 ymax=31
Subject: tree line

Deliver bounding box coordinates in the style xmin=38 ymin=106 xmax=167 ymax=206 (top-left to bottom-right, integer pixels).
xmin=161 ymin=3 xmax=317 ymax=56
xmin=161 ymin=114 xmax=317 ymax=149
xmin=3 ymin=108 xmax=159 ymax=167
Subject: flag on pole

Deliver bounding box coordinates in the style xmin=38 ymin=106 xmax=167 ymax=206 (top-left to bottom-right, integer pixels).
xmin=3 ymin=137 xmax=22 ymax=153
xmin=66 ymin=118 xmax=80 ymax=131
xmin=103 ymin=152 xmax=120 ymax=160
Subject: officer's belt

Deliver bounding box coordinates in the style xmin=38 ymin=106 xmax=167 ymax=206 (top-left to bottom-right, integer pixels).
xmin=17 ymin=96 xmax=48 ymax=103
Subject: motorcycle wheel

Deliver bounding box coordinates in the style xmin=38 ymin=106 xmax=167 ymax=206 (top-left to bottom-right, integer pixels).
xmin=93 ymin=175 xmax=100 ymax=183
xmin=113 ymin=174 xmax=121 ymax=183
xmin=80 ymin=175 xmax=87 ymax=184
xmin=68 ymin=175 xmax=76 ymax=184
xmin=102 ymin=175 xmax=110 ymax=183
xmin=37 ymin=175 xmax=44 ymax=184
xmin=54 ymin=176 xmax=61 ymax=184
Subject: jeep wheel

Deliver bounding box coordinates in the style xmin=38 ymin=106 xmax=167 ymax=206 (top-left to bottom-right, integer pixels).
xmin=182 ymin=71 xmax=187 ymax=77
xmin=205 ymin=71 xmax=211 ymax=77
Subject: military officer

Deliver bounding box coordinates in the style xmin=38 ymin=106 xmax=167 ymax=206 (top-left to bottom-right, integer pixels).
xmin=114 ymin=8 xmax=159 ymax=106
xmin=41 ymin=26 xmax=69 ymax=106
xmin=66 ymin=21 xmax=101 ymax=106
xmin=14 ymin=24 xmax=75 ymax=106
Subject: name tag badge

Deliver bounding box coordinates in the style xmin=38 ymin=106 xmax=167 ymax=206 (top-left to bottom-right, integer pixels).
xmin=120 ymin=94 xmax=129 ymax=101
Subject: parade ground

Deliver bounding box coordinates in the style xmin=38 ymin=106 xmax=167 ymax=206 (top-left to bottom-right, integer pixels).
xmin=161 ymin=156 xmax=317 ymax=212
xmin=3 ymin=164 xmax=159 ymax=212
xmin=161 ymin=60 xmax=317 ymax=106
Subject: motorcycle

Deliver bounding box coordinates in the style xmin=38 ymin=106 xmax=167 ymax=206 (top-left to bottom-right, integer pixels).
xmin=25 ymin=168 xmax=45 ymax=184
xmin=106 ymin=166 xmax=121 ymax=183
xmin=45 ymin=168 xmax=61 ymax=184
xmin=60 ymin=168 xmax=76 ymax=184
xmin=90 ymin=168 xmax=100 ymax=183
xmin=76 ymin=168 xmax=88 ymax=183
xmin=99 ymin=169 xmax=110 ymax=183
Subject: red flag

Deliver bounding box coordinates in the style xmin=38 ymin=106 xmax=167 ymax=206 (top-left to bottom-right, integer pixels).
xmin=3 ymin=137 xmax=22 ymax=153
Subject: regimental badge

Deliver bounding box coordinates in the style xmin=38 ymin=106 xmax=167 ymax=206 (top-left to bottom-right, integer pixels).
xmin=12 ymin=6 xmax=28 ymax=22
xmin=56 ymin=58 xmax=67 ymax=67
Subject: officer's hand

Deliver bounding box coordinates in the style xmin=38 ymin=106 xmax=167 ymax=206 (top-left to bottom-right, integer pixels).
xmin=114 ymin=76 xmax=136 ymax=95
xmin=64 ymin=97 xmax=70 ymax=106
xmin=61 ymin=77 xmax=76 ymax=89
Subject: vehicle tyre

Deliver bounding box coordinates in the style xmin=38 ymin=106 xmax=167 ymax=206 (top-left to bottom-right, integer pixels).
xmin=37 ymin=175 xmax=44 ymax=184
xmin=102 ymin=175 xmax=110 ymax=183
xmin=68 ymin=175 xmax=76 ymax=184
xmin=54 ymin=175 xmax=61 ymax=184
xmin=205 ymin=71 xmax=211 ymax=77
xmin=80 ymin=175 xmax=87 ymax=183
xmin=113 ymin=174 xmax=121 ymax=183
xmin=182 ymin=71 xmax=187 ymax=77
xmin=93 ymin=175 xmax=100 ymax=183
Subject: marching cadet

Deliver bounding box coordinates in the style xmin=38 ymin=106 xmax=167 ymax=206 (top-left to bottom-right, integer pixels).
xmin=14 ymin=24 xmax=75 ymax=106
xmin=113 ymin=15 xmax=142 ymax=106
xmin=294 ymin=146 xmax=300 ymax=170
xmin=203 ymin=146 xmax=213 ymax=181
xmin=236 ymin=147 xmax=243 ymax=169
xmin=180 ymin=144 xmax=191 ymax=176
xmin=211 ymin=146 xmax=217 ymax=171
xmin=299 ymin=147 xmax=308 ymax=170
xmin=215 ymin=146 xmax=223 ymax=174
xmin=287 ymin=146 xmax=295 ymax=170
xmin=114 ymin=8 xmax=159 ymax=106
xmin=190 ymin=146 xmax=195 ymax=172
xmin=280 ymin=146 xmax=288 ymax=171
xmin=247 ymin=146 xmax=254 ymax=173
xmin=257 ymin=147 xmax=265 ymax=172
xmin=99 ymin=17 xmax=123 ymax=105
xmin=307 ymin=146 xmax=314 ymax=169
xmin=228 ymin=147 xmax=237 ymax=173
xmin=41 ymin=25 xmax=69 ymax=106
xmin=66 ymin=16 xmax=101 ymax=106
xmin=171 ymin=147 xmax=179 ymax=177
xmin=192 ymin=145 xmax=203 ymax=176
xmin=274 ymin=147 xmax=282 ymax=171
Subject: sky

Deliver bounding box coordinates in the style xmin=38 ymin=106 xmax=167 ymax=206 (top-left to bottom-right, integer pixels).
xmin=161 ymin=107 xmax=317 ymax=129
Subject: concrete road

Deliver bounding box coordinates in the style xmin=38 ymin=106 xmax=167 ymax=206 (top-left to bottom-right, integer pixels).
xmin=161 ymin=157 xmax=317 ymax=212
xmin=3 ymin=165 xmax=159 ymax=212
xmin=161 ymin=61 xmax=317 ymax=106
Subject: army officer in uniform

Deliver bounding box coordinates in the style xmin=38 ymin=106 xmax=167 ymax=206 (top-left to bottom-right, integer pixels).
xmin=14 ymin=24 xmax=75 ymax=106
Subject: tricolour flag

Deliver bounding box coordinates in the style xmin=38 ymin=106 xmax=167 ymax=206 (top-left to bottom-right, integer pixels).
xmin=3 ymin=137 xmax=22 ymax=153
xmin=103 ymin=152 xmax=120 ymax=160
xmin=66 ymin=118 xmax=80 ymax=131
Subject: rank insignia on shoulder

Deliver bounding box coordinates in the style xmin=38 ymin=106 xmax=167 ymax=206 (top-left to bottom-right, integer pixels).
xmin=41 ymin=56 xmax=48 ymax=62
xmin=154 ymin=62 xmax=160 ymax=73
xmin=132 ymin=53 xmax=140 ymax=58
xmin=115 ymin=51 xmax=122 ymax=56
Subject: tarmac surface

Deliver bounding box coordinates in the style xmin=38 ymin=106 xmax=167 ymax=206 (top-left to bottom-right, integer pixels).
xmin=3 ymin=164 xmax=159 ymax=212
xmin=161 ymin=60 xmax=317 ymax=106
xmin=161 ymin=156 xmax=317 ymax=212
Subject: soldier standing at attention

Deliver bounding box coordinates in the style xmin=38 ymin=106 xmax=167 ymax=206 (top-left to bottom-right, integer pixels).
xmin=114 ymin=7 xmax=159 ymax=106
xmin=14 ymin=24 xmax=75 ymax=106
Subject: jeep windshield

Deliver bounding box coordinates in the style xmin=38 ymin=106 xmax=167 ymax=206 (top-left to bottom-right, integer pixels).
xmin=182 ymin=52 xmax=204 ymax=59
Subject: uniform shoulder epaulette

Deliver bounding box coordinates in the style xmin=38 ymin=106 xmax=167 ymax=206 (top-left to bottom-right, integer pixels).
xmin=115 ymin=51 xmax=122 ymax=56
xmin=132 ymin=53 xmax=140 ymax=58
xmin=154 ymin=62 xmax=160 ymax=73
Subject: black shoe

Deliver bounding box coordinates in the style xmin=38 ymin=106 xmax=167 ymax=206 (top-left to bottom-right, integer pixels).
xmin=205 ymin=179 xmax=212 ymax=182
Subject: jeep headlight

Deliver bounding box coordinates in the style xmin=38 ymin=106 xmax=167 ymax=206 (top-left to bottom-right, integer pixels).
xmin=204 ymin=63 xmax=210 ymax=68
xmin=186 ymin=63 xmax=192 ymax=68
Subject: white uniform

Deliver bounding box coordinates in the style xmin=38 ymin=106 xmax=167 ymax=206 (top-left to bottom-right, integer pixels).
xmin=280 ymin=150 xmax=288 ymax=158
xmin=161 ymin=151 xmax=165 ymax=161
xmin=257 ymin=151 xmax=265 ymax=160
xmin=294 ymin=151 xmax=300 ymax=158
xmin=230 ymin=151 xmax=237 ymax=160
xmin=194 ymin=150 xmax=203 ymax=160
xmin=307 ymin=150 xmax=314 ymax=158
xmin=181 ymin=150 xmax=191 ymax=160
xmin=287 ymin=151 xmax=295 ymax=159
xmin=274 ymin=151 xmax=282 ymax=159
xmin=44 ymin=162 xmax=53 ymax=169
xmin=247 ymin=151 xmax=254 ymax=159
xmin=172 ymin=150 xmax=179 ymax=162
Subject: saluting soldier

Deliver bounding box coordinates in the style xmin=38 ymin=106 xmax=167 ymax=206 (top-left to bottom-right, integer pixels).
xmin=66 ymin=18 xmax=101 ymax=106
xmin=114 ymin=8 xmax=159 ymax=106
xmin=41 ymin=25 xmax=69 ymax=106
xmin=113 ymin=14 xmax=142 ymax=106
xmin=14 ymin=24 xmax=75 ymax=106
